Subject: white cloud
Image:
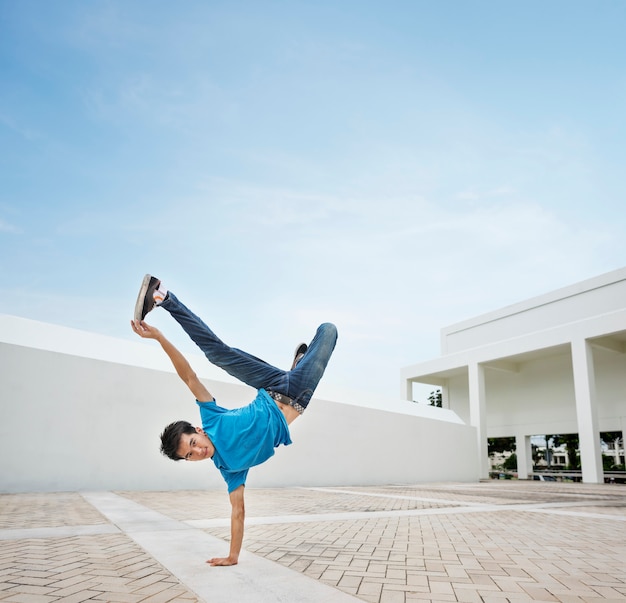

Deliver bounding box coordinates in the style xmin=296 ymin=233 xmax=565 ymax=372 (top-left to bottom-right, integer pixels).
xmin=0 ymin=219 xmax=21 ymax=234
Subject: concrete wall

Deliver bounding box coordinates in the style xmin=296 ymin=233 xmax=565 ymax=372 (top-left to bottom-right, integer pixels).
xmin=0 ymin=320 xmax=479 ymax=493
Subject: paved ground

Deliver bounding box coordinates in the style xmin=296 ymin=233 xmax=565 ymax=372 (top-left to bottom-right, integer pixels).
xmin=1 ymin=482 xmax=625 ymax=603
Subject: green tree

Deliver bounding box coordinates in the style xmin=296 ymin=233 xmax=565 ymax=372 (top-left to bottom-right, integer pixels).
xmin=428 ymin=389 xmax=442 ymax=408
xmin=600 ymin=431 xmax=623 ymax=444
xmin=503 ymin=452 xmax=517 ymax=471
xmin=488 ymin=437 xmax=516 ymax=455
xmin=601 ymin=432 xmax=624 ymax=468
xmin=532 ymin=443 xmax=540 ymax=465
xmin=544 ymin=434 xmax=554 ymax=468
xmin=562 ymin=434 xmax=580 ymax=470
xmin=602 ymin=454 xmax=616 ymax=471
xmin=551 ymin=433 xmax=580 ymax=470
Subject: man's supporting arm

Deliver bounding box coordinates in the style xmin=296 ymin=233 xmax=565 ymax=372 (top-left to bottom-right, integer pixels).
xmin=207 ymin=485 xmax=245 ymax=566
xmin=130 ymin=320 xmax=214 ymax=402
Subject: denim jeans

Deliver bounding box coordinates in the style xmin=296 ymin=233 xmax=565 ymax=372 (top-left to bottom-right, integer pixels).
xmin=160 ymin=292 xmax=337 ymax=411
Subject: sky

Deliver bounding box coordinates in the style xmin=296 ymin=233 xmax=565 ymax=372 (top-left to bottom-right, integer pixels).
xmin=1 ymin=0 xmax=626 ymax=406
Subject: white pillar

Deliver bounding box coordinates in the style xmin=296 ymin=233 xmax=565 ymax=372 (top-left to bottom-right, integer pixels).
xmin=571 ymin=339 xmax=603 ymax=484
xmin=468 ymin=362 xmax=489 ymax=479
xmin=515 ymin=433 xmax=532 ymax=480
xmin=403 ymin=378 xmax=412 ymax=402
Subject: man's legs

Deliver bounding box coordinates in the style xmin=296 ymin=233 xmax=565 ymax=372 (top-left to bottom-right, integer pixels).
xmin=282 ymin=322 xmax=338 ymax=413
xmin=160 ymin=292 xmax=289 ymax=393
xmin=140 ymin=276 xmax=338 ymax=410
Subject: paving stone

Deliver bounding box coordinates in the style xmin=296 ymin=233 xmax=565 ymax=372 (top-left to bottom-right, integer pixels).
xmin=0 ymin=494 xmax=106 ymax=530
xmin=216 ymin=483 xmax=625 ymax=602
xmin=2 ymin=482 xmax=625 ymax=603
xmin=0 ymin=532 xmax=199 ymax=602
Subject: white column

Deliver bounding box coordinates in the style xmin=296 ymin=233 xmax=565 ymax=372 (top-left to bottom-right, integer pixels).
xmin=468 ymin=362 xmax=489 ymax=479
xmin=403 ymin=378 xmax=413 ymax=402
xmin=515 ymin=433 xmax=532 ymax=480
xmin=571 ymin=339 xmax=603 ymax=484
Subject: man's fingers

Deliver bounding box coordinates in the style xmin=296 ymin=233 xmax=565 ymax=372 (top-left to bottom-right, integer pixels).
xmin=206 ymin=557 xmax=237 ymax=566
xmin=130 ymin=319 xmax=151 ymax=337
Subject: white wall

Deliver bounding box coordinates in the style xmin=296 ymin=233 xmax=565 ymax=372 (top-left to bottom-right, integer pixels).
xmin=444 ymin=349 xmax=626 ymax=439
xmin=484 ymin=352 xmax=578 ymax=437
xmin=0 ymin=324 xmax=479 ymax=493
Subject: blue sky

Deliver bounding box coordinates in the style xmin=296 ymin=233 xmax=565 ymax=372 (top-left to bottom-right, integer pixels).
xmin=1 ymin=1 xmax=626 ymax=404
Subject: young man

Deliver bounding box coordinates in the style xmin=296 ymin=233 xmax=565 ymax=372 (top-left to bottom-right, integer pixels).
xmin=130 ymin=275 xmax=337 ymax=566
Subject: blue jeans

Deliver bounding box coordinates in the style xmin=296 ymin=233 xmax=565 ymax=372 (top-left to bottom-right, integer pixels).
xmin=160 ymin=292 xmax=338 ymax=411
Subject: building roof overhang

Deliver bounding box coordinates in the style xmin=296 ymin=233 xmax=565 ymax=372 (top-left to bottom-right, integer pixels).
xmin=402 ymin=308 xmax=626 ymax=386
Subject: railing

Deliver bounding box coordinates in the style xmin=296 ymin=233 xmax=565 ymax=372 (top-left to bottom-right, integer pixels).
xmin=490 ymin=470 xmax=626 ymax=483
xmin=532 ymin=470 xmax=626 ymax=483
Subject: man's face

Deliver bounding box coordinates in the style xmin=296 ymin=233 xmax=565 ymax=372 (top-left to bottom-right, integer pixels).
xmin=176 ymin=427 xmax=213 ymax=461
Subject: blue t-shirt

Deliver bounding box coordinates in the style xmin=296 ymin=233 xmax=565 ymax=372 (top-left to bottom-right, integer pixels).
xmin=197 ymin=389 xmax=292 ymax=493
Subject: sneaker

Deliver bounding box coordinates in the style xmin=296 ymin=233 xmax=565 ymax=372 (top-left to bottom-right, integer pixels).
xmin=290 ymin=343 xmax=307 ymax=370
xmin=134 ymin=274 xmax=161 ymax=321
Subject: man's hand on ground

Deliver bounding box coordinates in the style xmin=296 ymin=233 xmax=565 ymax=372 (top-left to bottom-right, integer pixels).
xmin=206 ymin=556 xmax=238 ymax=567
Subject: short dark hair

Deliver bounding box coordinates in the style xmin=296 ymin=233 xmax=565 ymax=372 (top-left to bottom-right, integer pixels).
xmin=160 ymin=420 xmax=196 ymax=461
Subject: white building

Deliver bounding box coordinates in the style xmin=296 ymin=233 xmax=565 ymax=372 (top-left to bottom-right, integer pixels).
xmin=401 ymin=267 xmax=626 ymax=484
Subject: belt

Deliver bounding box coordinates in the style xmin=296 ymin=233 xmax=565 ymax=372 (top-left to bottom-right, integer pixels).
xmin=268 ymin=390 xmax=305 ymax=415
xmin=268 ymin=391 xmax=293 ymax=406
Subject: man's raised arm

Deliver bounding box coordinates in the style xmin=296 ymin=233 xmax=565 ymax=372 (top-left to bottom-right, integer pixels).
xmin=130 ymin=320 xmax=214 ymax=402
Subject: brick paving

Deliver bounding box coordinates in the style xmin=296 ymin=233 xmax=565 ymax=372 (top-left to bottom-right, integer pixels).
xmin=0 ymin=493 xmax=200 ymax=603
xmin=0 ymin=533 xmax=198 ymax=602
xmin=0 ymin=493 xmax=107 ymax=530
xmin=1 ymin=482 xmax=625 ymax=602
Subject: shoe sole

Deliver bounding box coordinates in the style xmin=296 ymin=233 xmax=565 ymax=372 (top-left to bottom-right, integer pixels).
xmin=134 ymin=274 xmax=154 ymax=322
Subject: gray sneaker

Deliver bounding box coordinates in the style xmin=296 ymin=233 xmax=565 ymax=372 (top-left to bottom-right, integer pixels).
xmin=134 ymin=274 xmax=161 ymax=321
xmin=291 ymin=343 xmax=308 ymax=370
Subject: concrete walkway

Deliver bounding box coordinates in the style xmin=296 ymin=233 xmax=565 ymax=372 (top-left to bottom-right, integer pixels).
xmin=1 ymin=482 xmax=625 ymax=602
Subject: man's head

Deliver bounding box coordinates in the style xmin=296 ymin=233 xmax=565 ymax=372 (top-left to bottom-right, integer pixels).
xmin=160 ymin=421 xmax=214 ymax=462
